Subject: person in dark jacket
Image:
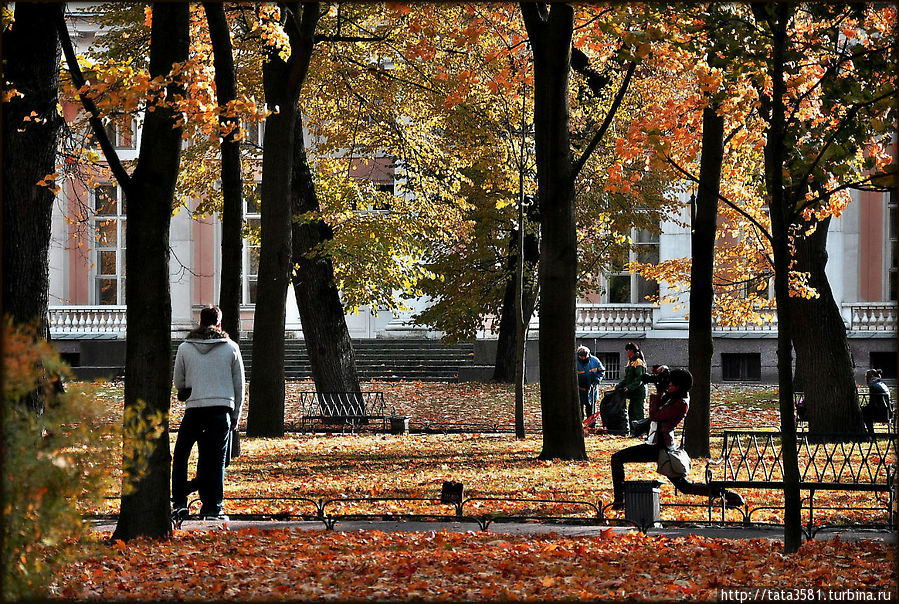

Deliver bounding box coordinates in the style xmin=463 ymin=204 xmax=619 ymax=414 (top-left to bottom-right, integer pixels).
xmin=615 ymin=342 xmax=647 ymax=423
xmin=171 ymin=306 xmax=245 ymax=521
xmin=862 ymin=368 xmax=892 ymax=435
xmin=609 ymin=368 xmax=743 ymax=510
xmin=576 ymin=345 xmax=605 ymax=420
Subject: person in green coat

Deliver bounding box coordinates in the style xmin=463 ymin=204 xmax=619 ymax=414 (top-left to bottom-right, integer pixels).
xmin=615 ymin=342 xmax=647 ymax=424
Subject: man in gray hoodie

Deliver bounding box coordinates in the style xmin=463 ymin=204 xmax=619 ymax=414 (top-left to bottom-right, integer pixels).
xmin=172 ymin=305 xmax=245 ymax=520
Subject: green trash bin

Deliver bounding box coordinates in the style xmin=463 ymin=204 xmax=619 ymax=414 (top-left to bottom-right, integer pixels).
xmin=624 ymin=480 xmax=662 ymax=529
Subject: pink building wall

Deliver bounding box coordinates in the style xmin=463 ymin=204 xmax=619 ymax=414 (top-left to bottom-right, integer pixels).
xmin=192 ymin=214 xmax=217 ymax=306
xmin=858 ymin=190 xmax=885 ymax=302
xmin=64 ymin=177 xmax=92 ymax=305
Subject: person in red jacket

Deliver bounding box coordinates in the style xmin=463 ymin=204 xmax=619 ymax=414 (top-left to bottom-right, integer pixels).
xmin=609 ymin=368 xmax=744 ymax=510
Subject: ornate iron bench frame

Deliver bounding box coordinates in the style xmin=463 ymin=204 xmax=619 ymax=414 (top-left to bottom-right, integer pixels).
xmin=298 ymin=391 xmax=399 ymax=432
xmin=705 ymin=430 xmax=896 ymax=537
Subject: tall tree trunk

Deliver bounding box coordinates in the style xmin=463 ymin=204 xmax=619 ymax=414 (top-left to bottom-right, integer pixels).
xmin=789 ymin=214 xmax=864 ymax=436
xmin=2 ymin=2 xmax=63 ymax=414
xmin=521 ymin=3 xmax=586 ymax=461
xmin=754 ymin=1 xmax=803 ymax=554
xmin=684 ymin=104 xmax=724 ymax=459
xmin=205 ymin=2 xmax=243 ymax=343
xmin=493 ymin=223 xmax=538 ymax=383
xmin=246 ymin=3 xmax=320 ymax=438
xmin=113 ymin=2 xmax=189 ymax=541
xmin=290 ymin=113 xmax=361 ymax=393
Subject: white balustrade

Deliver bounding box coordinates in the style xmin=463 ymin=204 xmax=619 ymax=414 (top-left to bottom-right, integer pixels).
xmin=51 ymin=301 xmax=895 ymax=340
xmin=846 ymin=303 xmax=897 ymax=331
xmin=49 ymin=306 xmax=127 ymax=335
xmin=575 ymin=304 xmax=654 ymax=333
xmin=713 ymin=312 xmax=778 ymax=332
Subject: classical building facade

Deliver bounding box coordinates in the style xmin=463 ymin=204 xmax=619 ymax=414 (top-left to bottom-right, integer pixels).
xmin=47 ymin=6 xmax=896 ymax=384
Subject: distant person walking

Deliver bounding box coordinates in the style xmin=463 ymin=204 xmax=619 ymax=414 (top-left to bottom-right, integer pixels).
xmin=576 ymin=346 xmax=605 ymax=420
xmin=616 ymin=342 xmax=647 ymax=424
xmin=862 ymin=369 xmax=892 ymax=436
xmin=172 ymin=306 xmax=245 ymax=520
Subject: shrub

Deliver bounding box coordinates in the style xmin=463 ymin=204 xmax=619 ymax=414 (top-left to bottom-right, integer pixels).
xmin=2 ymin=319 xmax=119 ymax=600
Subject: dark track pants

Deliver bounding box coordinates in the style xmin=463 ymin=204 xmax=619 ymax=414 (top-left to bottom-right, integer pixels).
xmin=172 ymin=406 xmax=231 ymax=515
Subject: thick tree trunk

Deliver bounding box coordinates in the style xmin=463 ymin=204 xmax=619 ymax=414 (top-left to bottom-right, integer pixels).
xmin=246 ymin=3 xmax=320 ymax=438
xmin=789 ymin=214 xmax=864 ymax=436
xmin=522 ymin=3 xmax=586 ymax=461
xmin=756 ymin=1 xmax=802 ymax=554
xmin=113 ymin=2 xmax=189 ymax=541
xmin=492 ymin=225 xmax=538 ymax=383
xmin=2 ymin=3 xmax=63 ymax=413
xmin=205 ymin=2 xmax=243 ymax=343
xmin=684 ymin=104 xmax=724 ymax=459
xmin=245 ymin=80 xmax=295 ymax=437
xmin=493 ymin=280 xmax=519 ymax=383
xmin=290 ymin=113 xmax=361 ymax=393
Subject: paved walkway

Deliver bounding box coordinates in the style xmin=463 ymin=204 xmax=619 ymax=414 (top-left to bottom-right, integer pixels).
xmin=89 ymin=518 xmax=897 ymax=543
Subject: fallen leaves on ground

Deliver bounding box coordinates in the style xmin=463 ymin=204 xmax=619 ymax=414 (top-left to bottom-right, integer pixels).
xmin=53 ymin=529 xmax=895 ymax=601
xmin=79 ymin=381 xmax=891 ymax=526
xmin=90 ymin=380 xmax=780 ymax=432
xmin=80 ymin=431 xmax=893 ymax=528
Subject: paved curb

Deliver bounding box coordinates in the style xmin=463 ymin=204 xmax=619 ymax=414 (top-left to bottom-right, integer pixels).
xmin=88 ymin=519 xmax=897 ymax=543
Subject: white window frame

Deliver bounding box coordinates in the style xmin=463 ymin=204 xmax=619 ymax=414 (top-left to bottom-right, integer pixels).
xmin=90 ymin=184 xmax=126 ymax=305
xmin=242 ymin=193 xmax=261 ymax=305
xmin=102 ymin=117 xmax=137 ymax=150
xmin=242 ymin=119 xmax=264 ymax=153
xmin=603 ymin=227 xmax=660 ymax=304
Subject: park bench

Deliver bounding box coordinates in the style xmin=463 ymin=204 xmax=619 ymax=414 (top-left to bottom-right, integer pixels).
xmin=794 ymin=391 xmax=896 ymax=431
xmin=298 ymin=391 xmax=407 ymax=433
xmin=704 ymin=430 xmax=896 ymax=536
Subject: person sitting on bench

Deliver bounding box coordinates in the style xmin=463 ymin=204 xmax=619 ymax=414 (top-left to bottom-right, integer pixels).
xmin=862 ymin=368 xmax=892 ymax=436
xmin=609 ymin=368 xmax=744 ymax=510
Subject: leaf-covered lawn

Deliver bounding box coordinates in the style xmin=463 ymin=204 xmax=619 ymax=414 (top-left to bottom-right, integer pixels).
xmin=82 ymin=381 xmax=889 ymax=525
xmin=90 ymin=380 xmax=781 ymax=430
xmin=54 ymin=529 xmax=895 ymax=601
xmin=57 ymin=380 xmax=895 ymax=600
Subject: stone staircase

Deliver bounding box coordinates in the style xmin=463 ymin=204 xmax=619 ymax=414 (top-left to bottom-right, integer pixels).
xmin=173 ymin=339 xmax=476 ymax=382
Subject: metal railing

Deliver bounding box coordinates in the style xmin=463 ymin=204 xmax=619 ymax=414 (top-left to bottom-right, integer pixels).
xmin=145 ymin=486 xmax=895 ymax=535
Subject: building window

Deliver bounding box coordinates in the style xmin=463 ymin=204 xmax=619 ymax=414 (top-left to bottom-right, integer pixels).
xmin=738 ymin=276 xmax=772 ymax=300
xmin=102 ymin=118 xmax=136 ymax=149
xmin=870 ymin=352 xmax=897 ymax=380
xmin=604 ymin=228 xmax=659 ymax=303
xmin=91 ymin=184 xmax=126 ymax=305
xmin=721 ymin=353 xmax=761 ymax=382
xmin=888 ymin=189 xmax=896 ymax=301
xmin=243 ymin=193 xmax=260 ymax=305
xmin=372 ymin=182 xmax=394 ymax=211
xmin=597 ymin=352 xmax=620 ymax=381
xmin=242 ymin=120 xmax=264 ymax=150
